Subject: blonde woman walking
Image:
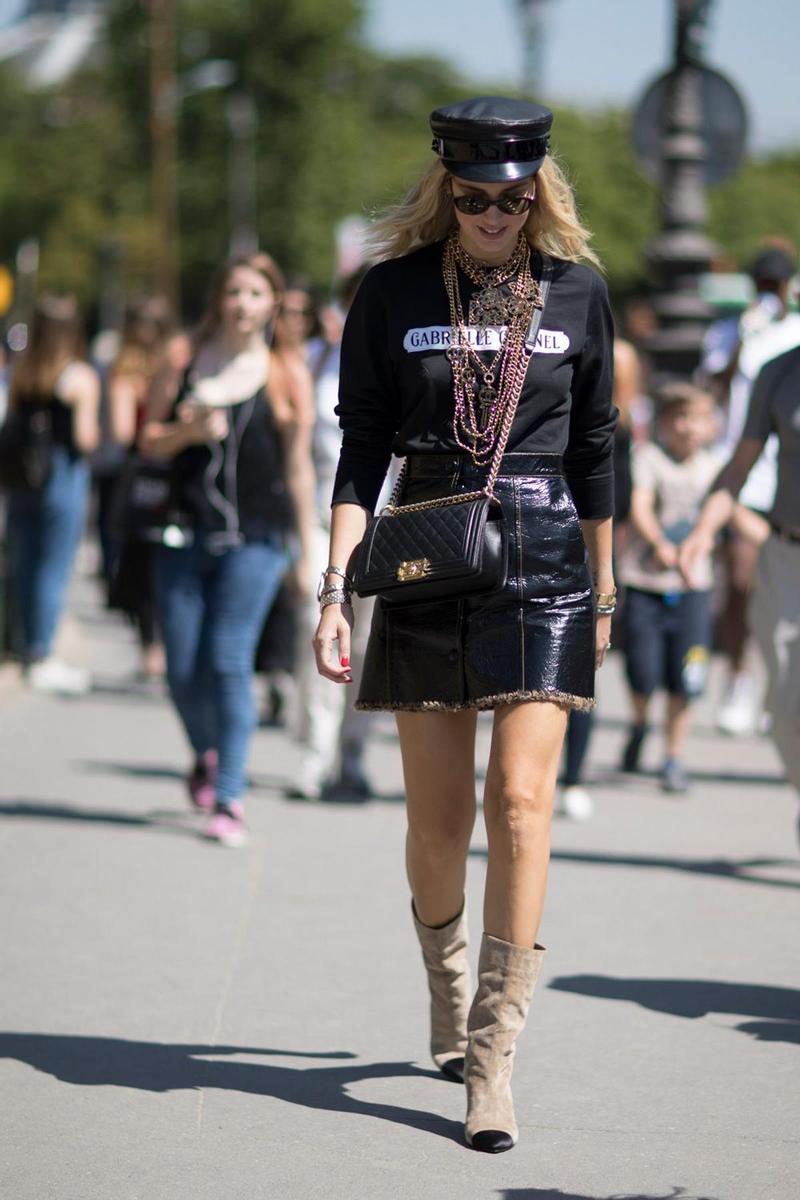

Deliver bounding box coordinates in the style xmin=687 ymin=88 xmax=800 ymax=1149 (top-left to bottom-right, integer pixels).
xmin=313 ymin=97 xmax=616 ymax=1151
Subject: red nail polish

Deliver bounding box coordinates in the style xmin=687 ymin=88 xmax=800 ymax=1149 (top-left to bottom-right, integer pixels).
xmin=340 ymin=657 xmax=349 ymax=667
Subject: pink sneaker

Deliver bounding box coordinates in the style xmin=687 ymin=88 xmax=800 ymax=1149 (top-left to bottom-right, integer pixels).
xmin=187 ymin=750 xmax=218 ymax=812
xmin=204 ymin=803 xmax=247 ymax=848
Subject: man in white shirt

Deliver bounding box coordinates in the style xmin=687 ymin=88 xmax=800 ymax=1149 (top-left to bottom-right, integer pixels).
xmin=700 ymin=244 xmax=800 ymax=735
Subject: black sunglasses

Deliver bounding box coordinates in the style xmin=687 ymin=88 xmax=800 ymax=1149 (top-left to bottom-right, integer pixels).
xmin=452 ymin=191 xmax=535 ymax=216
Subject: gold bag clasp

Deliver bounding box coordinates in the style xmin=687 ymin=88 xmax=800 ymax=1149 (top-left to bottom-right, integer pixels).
xmin=397 ymin=558 xmax=432 ymax=582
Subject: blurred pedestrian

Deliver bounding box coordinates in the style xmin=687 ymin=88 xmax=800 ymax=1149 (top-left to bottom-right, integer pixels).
xmin=1 ymin=295 xmax=99 ymax=694
xmin=88 ymin=328 xmax=125 ymax=591
xmin=254 ymin=280 xmax=317 ymax=727
xmin=313 ymin=97 xmax=616 ymax=1152
xmin=701 ymin=242 xmax=800 ymax=735
xmin=559 ymin=333 xmax=638 ymax=820
xmin=620 ymin=292 xmax=657 ymax=437
xmin=107 ymin=295 xmax=177 ymax=681
xmin=0 ymin=341 xmax=9 ymax=423
xmin=140 ymin=253 xmax=315 ymax=846
xmin=290 ymin=268 xmax=377 ymax=800
xmin=618 ymin=383 xmax=722 ymax=792
xmin=681 ymin=344 xmax=800 ymax=829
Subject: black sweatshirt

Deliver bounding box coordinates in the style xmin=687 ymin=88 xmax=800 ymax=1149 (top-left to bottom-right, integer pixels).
xmin=332 ymin=240 xmax=616 ymax=518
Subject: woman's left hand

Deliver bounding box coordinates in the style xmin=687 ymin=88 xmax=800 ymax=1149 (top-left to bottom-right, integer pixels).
xmin=595 ymin=613 xmax=612 ymax=670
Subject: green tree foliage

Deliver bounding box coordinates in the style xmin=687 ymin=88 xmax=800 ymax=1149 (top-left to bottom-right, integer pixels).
xmin=709 ymin=153 xmax=800 ymax=269
xmin=0 ymin=0 xmax=798 ymax=319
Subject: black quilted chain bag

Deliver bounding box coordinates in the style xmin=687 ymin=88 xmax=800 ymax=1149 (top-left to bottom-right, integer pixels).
xmin=350 ymin=258 xmax=552 ymax=607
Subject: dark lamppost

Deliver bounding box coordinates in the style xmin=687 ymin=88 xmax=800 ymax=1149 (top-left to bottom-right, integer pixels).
xmin=178 ymin=61 xmax=258 ymax=257
xmin=645 ymin=0 xmax=718 ymax=380
xmin=226 ymin=93 xmax=258 ymax=257
xmin=515 ymin=0 xmax=555 ymax=96
xmin=633 ymin=2 xmax=747 ymax=381
xmin=149 ymin=0 xmax=179 ymax=309
xmin=147 ymin=20 xmax=259 ymax=306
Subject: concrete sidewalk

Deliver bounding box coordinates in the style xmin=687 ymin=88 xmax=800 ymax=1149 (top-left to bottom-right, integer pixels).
xmin=1 ymin=565 xmax=798 ymax=1200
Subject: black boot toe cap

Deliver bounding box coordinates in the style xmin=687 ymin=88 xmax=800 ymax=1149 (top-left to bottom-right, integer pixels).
xmin=440 ymin=1056 xmax=465 ymax=1083
xmin=471 ymin=1129 xmax=515 ymax=1153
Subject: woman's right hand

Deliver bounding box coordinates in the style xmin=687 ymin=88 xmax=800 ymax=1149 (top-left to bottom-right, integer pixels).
xmin=678 ymin=527 xmax=714 ymax=588
xmin=313 ymin=602 xmax=354 ymax=683
xmin=177 ymin=400 xmax=229 ymax=444
xmin=652 ymin=538 xmax=679 ymax=571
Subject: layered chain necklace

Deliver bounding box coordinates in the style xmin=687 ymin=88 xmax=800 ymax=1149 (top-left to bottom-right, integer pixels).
xmin=443 ymin=232 xmax=542 ymax=465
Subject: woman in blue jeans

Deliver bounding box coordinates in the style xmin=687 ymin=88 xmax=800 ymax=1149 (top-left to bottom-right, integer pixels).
xmin=5 ymin=295 xmax=100 ymax=694
xmin=141 ymin=253 xmax=315 ymax=846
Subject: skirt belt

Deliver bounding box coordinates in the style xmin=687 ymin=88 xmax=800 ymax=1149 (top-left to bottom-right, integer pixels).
xmin=404 ymin=452 xmax=565 ymax=480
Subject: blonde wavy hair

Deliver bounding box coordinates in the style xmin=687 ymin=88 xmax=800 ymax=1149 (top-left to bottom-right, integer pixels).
xmin=367 ymin=157 xmax=601 ymax=269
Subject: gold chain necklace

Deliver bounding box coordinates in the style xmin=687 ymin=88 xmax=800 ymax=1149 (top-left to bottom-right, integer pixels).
xmin=452 ymin=236 xmax=543 ymax=329
xmin=443 ymin=233 xmax=542 ymax=465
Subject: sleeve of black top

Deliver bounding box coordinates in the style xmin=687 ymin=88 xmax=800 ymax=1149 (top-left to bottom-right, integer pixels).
xmin=331 ymin=265 xmax=400 ymax=512
xmin=563 ymin=271 xmax=618 ymax=519
xmin=741 ymin=355 xmax=780 ymax=444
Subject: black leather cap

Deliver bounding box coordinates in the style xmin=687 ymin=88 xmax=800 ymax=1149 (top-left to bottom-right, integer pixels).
xmin=430 ymin=95 xmax=553 ymax=182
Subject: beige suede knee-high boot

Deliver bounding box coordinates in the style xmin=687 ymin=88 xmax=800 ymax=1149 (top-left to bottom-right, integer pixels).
xmin=464 ymin=933 xmax=546 ymax=1153
xmin=412 ymin=900 xmax=470 ymax=1082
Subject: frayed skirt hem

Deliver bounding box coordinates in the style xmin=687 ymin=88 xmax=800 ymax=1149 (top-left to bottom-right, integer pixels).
xmin=355 ymin=688 xmax=595 ymax=714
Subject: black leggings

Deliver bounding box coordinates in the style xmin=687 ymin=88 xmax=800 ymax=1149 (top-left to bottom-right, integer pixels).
xmin=563 ymin=709 xmax=594 ymax=787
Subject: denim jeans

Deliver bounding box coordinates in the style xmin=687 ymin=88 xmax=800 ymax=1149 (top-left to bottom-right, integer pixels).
xmin=7 ymin=447 xmax=90 ymax=660
xmin=153 ymin=537 xmax=288 ymax=805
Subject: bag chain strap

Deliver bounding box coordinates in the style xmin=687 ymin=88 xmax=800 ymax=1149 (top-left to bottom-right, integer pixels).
xmin=383 ymin=253 xmax=552 ymax=517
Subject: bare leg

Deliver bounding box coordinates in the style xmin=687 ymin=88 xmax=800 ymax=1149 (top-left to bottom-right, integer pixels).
xmin=396 ymin=709 xmax=478 ymax=927
xmin=483 ymin=701 xmax=568 ymax=948
xmin=665 ymin=694 xmax=691 ymax=760
xmin=719 ymin=533 xmax=762 ymax=672
xmin=631 ymin=692 xmax=649 ymax=725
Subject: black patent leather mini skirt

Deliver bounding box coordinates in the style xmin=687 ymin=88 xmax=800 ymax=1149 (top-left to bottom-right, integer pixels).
xmin=356 ymin=452 xmax=596 ymax=712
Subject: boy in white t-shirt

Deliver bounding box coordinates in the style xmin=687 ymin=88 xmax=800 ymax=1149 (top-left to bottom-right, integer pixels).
xmin=618 ymin=383 xmax=723 ymax=792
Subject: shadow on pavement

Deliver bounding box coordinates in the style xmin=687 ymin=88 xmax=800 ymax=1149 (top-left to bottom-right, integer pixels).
xmin=79 ymin=761 xmax=401 ymax=806
xmin=548 ymin=975 xmax=800 ymax=1047
xmin=79 ymin=760 xmax=185 ymax=782
xmin=0 ymin=799 xmax=199 ymax=838
xmin=469 ymin=845 xmax=800 ymax=892
xmin=499 ymin=1189 xmax=719 ymax=1200
xmin=86 ymin=680 xmax=166 ymax=701
xmin=0 ymin=1033 xmax=462 ymax=1142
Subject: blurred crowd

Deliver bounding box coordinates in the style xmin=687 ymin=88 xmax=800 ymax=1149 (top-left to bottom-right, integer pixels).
xmin=0 ymin=235 xmax=798 ymax=843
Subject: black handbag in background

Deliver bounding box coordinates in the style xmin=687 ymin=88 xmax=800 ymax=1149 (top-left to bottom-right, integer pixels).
xmin=109 ymin=450 xmax=186 ymax=545
xmin=350 ymin=256 xmax=553 ymax=607
xmin=0 ymin=402 xmax=54 ymax=491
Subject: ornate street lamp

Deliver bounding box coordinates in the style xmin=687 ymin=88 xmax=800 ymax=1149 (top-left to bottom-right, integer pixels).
xmin=634 ymin=0 xmax=746 ymax=380
xmin=515 ymin=0 xmax=555 ymax=97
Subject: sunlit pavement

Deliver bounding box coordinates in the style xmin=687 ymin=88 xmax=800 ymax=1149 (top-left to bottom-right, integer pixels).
xmin=1 ymin=559 xmax=798 ymax=1200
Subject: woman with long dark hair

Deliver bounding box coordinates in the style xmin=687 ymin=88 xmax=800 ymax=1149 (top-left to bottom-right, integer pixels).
xmin=4 ymin=294 xmax=99 ymax=693
xmin=141 ymin=253 xmax=315 ymax=845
